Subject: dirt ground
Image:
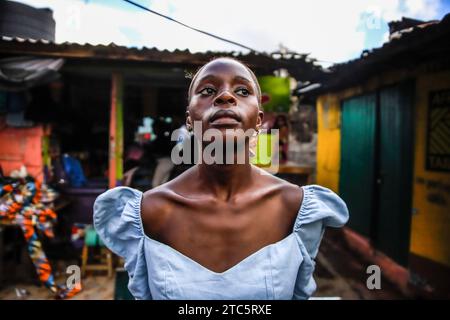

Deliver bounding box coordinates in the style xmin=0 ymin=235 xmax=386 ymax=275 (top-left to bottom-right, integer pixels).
xmin=314 ymin=229 xmax=405 ymax=300
xmin=0 ymin=274 xmax=115 ymax=300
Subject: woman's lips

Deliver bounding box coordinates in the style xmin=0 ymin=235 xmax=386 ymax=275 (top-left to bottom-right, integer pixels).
xmin=209 ymin=116 xmax=240 ymax=125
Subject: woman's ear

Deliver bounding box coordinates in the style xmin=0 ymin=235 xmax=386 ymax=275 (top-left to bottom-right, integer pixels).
xmin=256 ymin=110 xmax=264 ymax=131
xmin=185 ymin=110 xmax=193 ymax=131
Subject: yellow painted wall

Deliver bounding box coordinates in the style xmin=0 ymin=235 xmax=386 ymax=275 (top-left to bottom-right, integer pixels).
xmin=316 ymin=95 xmax=341 ymax=192
xmin=410 ymin=71 xmax=450 ymax=267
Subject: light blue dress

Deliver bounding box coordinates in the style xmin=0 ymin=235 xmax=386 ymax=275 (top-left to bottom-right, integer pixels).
xmin=93 ymin=184 xmax=349 ymax=300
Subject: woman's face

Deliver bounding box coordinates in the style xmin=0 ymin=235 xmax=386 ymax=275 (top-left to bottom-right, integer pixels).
xmin=186 ymin=58 xmax=263 ymax=136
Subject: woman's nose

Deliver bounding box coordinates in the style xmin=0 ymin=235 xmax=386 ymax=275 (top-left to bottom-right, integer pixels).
xmin=214 ymin=90 xmax=236 ymax=106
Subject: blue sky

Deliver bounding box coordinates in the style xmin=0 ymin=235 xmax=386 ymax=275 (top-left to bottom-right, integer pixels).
xmin=359 ymin=0 xmax=450 ymax=50
xmin=17 ymin=0 xmax=450 ymax=66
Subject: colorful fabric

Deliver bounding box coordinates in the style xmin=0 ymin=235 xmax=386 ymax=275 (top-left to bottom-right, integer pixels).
xmin=0 ymin=177 xmax=81 ymax=299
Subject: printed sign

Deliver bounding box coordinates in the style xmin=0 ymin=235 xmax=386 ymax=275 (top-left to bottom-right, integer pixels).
xmin=427 ymin=90 xmax=450 ymax=171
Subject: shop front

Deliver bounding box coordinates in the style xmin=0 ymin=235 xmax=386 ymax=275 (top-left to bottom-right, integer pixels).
xmin=0 ymin=37 xmax=324 ymax=298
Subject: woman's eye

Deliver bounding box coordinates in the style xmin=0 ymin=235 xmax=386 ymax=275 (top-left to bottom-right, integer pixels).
xmin=236 ymin=88 xmax=250 ymax=96
xmin=199 ymin=87 xmax=215 ymax=96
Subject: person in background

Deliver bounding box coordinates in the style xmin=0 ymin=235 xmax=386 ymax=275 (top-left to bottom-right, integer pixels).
xmin=122 ymin=143 xmax=144 ymax=187
xmin=271 ymin=114 xmax=289 ymax=163
xmin=149 ymin=117 xmax=176 ymax=188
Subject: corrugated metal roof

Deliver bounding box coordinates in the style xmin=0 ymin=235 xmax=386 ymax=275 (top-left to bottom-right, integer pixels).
xmin=0 ymin=36 xmax=325 ymax=81
xmin=331 ymin=15 xmax=448 ymax=71
xmin=297 ymin=13 xmax=450 ymax=95
xmin=328 ymin=14 xmax=450 ymax=87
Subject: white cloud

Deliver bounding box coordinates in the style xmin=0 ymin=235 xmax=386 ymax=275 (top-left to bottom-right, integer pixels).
xmin=402 ymin=0 xmax=441 ymax=20
xmin=14 ymin=0 xmax=445 ymax=65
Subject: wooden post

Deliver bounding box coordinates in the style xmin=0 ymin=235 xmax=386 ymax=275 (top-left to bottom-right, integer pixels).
xmin=109 ymin=73 xmax=123 ymax=189
xmin=115 ymin=75 xmax=124 ymax=185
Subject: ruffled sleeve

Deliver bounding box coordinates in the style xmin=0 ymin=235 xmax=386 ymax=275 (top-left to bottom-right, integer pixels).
xmin=93 ymin=186 xmax=152 ymax=299
xmin=292 ymin=185 xmax=349 ymax=300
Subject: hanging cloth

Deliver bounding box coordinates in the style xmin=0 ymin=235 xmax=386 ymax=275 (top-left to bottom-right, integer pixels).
xmin=0 ymin=56 xmax=64 ymax=90
xmin=0 ymin=177 xmax=81 ymax=299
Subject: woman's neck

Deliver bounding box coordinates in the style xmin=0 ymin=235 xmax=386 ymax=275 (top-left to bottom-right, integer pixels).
xmin=196 ymin=162 xmax=254 ymax=202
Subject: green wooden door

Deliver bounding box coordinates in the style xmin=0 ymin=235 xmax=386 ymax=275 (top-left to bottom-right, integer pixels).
xmin=340 ymin=84 xmax=414 ymax=266
xmin=376 ymin=83 xmax=414 ymax=266
xmin=340 ymin=94 xmax=377 ymax=237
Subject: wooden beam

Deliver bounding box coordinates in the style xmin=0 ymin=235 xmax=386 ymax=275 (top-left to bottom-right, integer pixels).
xmin=108 ymin=73 xmax=123 ymax=188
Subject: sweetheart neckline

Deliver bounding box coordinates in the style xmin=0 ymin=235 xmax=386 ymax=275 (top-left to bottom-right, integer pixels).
xmin=136 ymin=185 xmax=306 ymax=275
xmin=143 ymin=232 xmax=297 ymax=276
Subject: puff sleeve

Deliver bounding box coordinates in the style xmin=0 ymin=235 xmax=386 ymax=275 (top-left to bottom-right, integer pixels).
xmin=292 ymin=185 xmax=349 ymax=299
xmin=93 ymin=186 xmax=152 ymax=299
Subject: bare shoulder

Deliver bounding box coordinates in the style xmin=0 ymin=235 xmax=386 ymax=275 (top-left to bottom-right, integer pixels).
xmin=280 ymin=181 xmax=304 ymax=216
xmin=140 ymin=185 xmax=173 ymax=236
xmin=252 ymin=166 xmax=304 ymax=214
xmin=140 ymin=166 xmax=197 ymax=236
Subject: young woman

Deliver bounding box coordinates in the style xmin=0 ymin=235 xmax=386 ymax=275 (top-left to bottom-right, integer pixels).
xmin=94 ymin=57 xmax=349 ymax=300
